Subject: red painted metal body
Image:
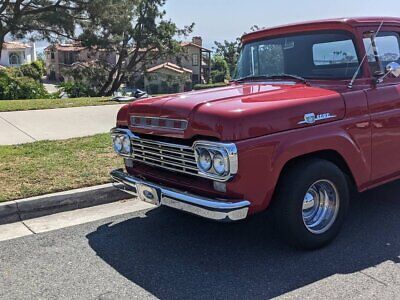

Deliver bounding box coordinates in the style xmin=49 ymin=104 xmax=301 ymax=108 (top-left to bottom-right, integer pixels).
xmin=116 ymin=17 xmax=400 ymax=215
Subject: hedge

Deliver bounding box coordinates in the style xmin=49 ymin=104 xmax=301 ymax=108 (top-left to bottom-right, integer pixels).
xmin=193 ymin=83 xmax=228 ymax=90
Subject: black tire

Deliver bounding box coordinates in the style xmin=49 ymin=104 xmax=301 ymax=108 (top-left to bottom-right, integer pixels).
xmin=272 ymin=159 xmax=350 ymax=250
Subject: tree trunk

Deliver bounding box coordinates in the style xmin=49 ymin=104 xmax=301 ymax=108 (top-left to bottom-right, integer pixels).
xmin=98 ymin=66 xmax=118 ymax=96
xmin=0 ymin=33 xmax=6 ymax=61
xmin=108 ymin=73 xmax=125 ymax=95
xmin=98 ymin=51 xmax=126 ymax=96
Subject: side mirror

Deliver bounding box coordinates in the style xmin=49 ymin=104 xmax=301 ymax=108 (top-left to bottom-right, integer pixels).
xmin=376 ymin=62 xmax=400 ymax=83
xmin=386 ymin=62 xmax=400 ymax=78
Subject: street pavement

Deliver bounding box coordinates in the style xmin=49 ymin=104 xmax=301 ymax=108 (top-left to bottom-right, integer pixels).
xmin=2 ymin=180 xmax=400 ymax=299
xmin=0 ymin=104 xmax=124 ymax=145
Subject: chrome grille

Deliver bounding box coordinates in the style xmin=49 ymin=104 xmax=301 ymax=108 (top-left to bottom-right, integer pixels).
xmin=130 ymin=136 xmax=199 ymax=175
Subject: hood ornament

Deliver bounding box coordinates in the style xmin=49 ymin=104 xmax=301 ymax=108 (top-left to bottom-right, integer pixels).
xmin=298 ymin=113 xmax=336 ymax=125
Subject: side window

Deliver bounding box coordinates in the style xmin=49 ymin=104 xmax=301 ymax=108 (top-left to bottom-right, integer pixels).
xmin=312 ymin=40 xmax=358 ymax=66
xmin=363 ymin=32 xmax=400 ymax=75
xmin=192 ymin=54 xmax=199 ymax=66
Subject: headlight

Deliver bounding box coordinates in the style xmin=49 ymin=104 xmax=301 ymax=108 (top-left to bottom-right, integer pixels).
xmin=198 ymin=149 xmax=212 ymax=171
xmin=112 ymin=133 xmax=131 ymax=155
xmin=194 ymin=141 xmax=238 ymax=181
xmin=213 ymin=152 xmax=227 ymax=175
xmin=122 ymin=136 xmax=131 ymax=154
xmin=113 ymin=136 xmax=123 ymax=153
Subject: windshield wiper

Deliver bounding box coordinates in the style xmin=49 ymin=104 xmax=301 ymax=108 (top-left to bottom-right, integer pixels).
xmin=234 ymin=73 xmax=309 ymax=85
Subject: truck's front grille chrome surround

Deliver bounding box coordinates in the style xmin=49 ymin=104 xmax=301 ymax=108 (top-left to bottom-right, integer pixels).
xmin=110 ymin=127 xmax=238 ymax=181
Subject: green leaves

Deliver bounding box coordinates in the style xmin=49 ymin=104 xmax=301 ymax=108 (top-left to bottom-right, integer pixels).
xmin=77 ymin=0 xmax=193 ymax=95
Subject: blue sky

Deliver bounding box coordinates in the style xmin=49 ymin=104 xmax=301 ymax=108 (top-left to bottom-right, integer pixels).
xmin=32 ymin=0 xmax=399 ymax=52
xmin=164 ymin=0 xmax=400 ymax=50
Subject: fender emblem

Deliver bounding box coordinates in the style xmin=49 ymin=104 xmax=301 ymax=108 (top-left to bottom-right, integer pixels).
xmin=298 ymin=113 xmax=336 ymax=125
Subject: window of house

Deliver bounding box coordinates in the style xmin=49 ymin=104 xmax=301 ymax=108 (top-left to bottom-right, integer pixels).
xmin=51 ymin=51 xmax=55 ymax=59
xmin=9 ymin=53 xmax=21 ymax=65
xmin=192 ymin=53 xmax=199 ymax=66
xmin=363 ymin=32 xmax=400 ymax=74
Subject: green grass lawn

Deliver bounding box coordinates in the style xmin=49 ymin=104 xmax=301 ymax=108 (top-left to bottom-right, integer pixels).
xmin=0 ymin=97 xmax=120 ymax=112
xmin=0 ymin=134 xmax=123 ymax=202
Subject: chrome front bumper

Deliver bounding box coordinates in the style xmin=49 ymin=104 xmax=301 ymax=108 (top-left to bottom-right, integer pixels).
xmin=110 ymin=169 xmax=250 ymax=222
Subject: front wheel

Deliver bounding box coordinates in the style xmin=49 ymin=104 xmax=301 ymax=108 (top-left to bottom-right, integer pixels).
xmin=273 ymin=159 xmax=350 ymax=250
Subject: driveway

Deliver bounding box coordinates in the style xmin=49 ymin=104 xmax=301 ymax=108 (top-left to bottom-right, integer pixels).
xmin=0 ymin=104 xmax=124 ymax=145
xmin=1 ymin=180 xmax=400 ymax=299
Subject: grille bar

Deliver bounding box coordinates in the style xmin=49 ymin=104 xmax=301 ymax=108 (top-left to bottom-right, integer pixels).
xmin=133 ymin=148 xmax=197 ymax=165
xmin=131 ymin=141 xmax=195 ymax=159
xmin=132 ymin=153 xmax=199 ymax=171
xmin=130 ymin=136 xmax=199 ymax=175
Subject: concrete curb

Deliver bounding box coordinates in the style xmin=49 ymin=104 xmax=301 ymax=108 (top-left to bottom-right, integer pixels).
xmin=0 ymin=183 xmax=130 ymax=225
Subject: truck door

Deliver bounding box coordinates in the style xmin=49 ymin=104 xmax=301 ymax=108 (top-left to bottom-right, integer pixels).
xmin=364 ymin=29 xmax=400 ymax=181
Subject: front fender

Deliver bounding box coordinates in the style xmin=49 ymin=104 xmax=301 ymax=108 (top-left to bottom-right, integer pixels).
xmin=233 ymin=119 xmax=371 ymax=214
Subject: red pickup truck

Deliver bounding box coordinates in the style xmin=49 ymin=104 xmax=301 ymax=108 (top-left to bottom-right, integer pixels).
xmin=110 ymin=17 xmax=400 ymax=249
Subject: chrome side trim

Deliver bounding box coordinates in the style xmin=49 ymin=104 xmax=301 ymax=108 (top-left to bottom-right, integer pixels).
xmin=110 ymin=169 xmax=250 ymax=222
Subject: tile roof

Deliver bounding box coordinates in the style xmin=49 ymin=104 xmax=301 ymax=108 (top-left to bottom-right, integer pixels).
xmin=181 ymin=42 xmax=211 ymax=52
xmin=2 ymin=41 xmax=31 ymax=50
xmin=44 ymin=43 xmax=86 ymax=52
xmin=146 ymin=62 xmax=193 ymax=74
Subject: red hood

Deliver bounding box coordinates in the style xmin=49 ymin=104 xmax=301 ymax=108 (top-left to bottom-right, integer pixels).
xmin=118 ymin=83 xmax=345 ymax=141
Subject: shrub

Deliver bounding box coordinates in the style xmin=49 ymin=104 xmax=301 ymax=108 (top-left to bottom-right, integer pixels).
xmin=193 ymin=82 xmax=228 ymax=90
xmin=31 ymin=60 xmax=46 ymax=76
xmin=160 ymin=81 xmax=169 ymax=93
xmin=184 ymin=80 xmax=192 ymax=92
xmin=0 ymin=71 xmax=48 ymax=100
xmin=148 ymin=83 xmax=159 ymax=94
xmin=19 ymin=64 xmax=43 ymax=81
xmin=60 ymin=82 xmax=96 ymax=98
xmin=211 ymin=55 xmax=230 ymax=83
xmin=170 ymin=83 xmax=179 ymax=93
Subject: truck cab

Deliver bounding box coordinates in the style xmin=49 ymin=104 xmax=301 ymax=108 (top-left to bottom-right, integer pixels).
xmin=110 ymin=17 xmax=400 ymax=249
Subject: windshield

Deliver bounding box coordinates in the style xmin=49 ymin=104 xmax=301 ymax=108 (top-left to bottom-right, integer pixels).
xmin=234 ymin=30 xmax=360 ymax=81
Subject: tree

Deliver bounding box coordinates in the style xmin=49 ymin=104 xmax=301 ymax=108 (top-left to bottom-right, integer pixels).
xmin=213 ymin=25 xmax=261 ymax=76
xmin=211 ymin=55 xmax=230 ymax=83
xmin=0 ymin=0 xmax=87 ymax=59
xmin=78 ymin=0 xmax=193 ymax=96
xmin=213 ymin=39 xmax=240 ymax=76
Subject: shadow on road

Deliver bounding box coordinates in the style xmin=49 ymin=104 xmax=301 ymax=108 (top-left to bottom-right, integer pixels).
xmin=87 ymin=180 xmax=400 ymax=299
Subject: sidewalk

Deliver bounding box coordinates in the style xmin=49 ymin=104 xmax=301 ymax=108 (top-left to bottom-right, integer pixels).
xmin=0 ymin=104 xmax=124 ymax=145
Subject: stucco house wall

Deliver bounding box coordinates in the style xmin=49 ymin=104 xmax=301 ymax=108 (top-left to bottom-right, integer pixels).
xmin=0 ymin=42 xmax=37 ymax=67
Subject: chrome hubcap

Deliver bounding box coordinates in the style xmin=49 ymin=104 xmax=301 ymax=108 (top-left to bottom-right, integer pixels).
xmin=302 ymin=180 xmax=340 ymax=234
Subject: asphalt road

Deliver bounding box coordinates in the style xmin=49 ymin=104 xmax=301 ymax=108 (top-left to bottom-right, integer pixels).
xmin=2 ymin=180 xmax=400 ymax=299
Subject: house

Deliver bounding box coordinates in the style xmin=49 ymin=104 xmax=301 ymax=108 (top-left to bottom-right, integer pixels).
xmin=0 ymin=41 xmax=37 ymax=67
xmin=177 ymin=37 xmax=211 ymax=84
xmin=44 ymin=42 xmax=118 ymax=81
xmin=44 ymin=36 xmax=211 ymax=90
xmin=145 ymin=62 xmax=192 ymax=94
xmin=146 ymin=37 xmax=211 ymax=84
